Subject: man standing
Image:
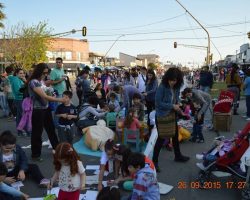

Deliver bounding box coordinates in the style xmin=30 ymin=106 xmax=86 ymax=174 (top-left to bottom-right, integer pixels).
xmin=137 ymin=67 xmax=147 ymax=93
xmin=199 ymin=66 xmax=213 ymax=93
xmin=50 ymin=57 xmax=66 ymax=97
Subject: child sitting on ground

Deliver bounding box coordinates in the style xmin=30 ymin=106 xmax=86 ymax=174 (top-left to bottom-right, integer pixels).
xmin=98 ymin=139 xmax=117 ymax=191
xmin=109 ymin=92 xmax=120 ymax=112
xmin=127 ymin=152 xmax=160 ymax=200
xmin=106 ymin=104 xmax=117 ymax=130
xmin=132 ymin=93 xmax=145 ymax=121
xmin=55 ymin=90 xmax=77 ymax=144
xmin=0 ymin=162 xmax=29 ymax=200
xmin=49 ymin=143 xmax=86 ymax=200
xmin=0 ymin=131 xmax=50 ymax=187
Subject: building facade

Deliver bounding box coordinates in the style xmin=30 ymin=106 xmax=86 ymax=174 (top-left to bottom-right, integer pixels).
xmin=47 ymin=38 xmax=89 ymax=63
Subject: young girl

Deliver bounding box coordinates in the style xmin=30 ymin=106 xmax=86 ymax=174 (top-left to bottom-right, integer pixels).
xmin=124 ymin=107 xmax=141 ymax=131
xmin=49 ymin=143 xmax=86 ymax=200
xmin=98 ymin=139 xmax=116 ymax=191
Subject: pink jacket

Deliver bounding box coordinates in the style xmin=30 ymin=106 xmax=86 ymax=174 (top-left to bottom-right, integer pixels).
xmin=17 ymin=97 xmax=33 ymax=132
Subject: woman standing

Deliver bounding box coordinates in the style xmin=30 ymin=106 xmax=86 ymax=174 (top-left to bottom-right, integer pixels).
xmin=27 ymin=63 xmax=65 ymax=161
xmin=123 ymin=71 xmax=135 ymax=86
xmin=94 ymin=83 xmax=106 ymax=105
xmin=11 ymin=68 xmax=26 ymax=136
xmin=225 ymin=63 xmax=242 ymax=115
xmin=153 ymin=68 xmax=189 ymax=172
xmin=143 ymin=69 xmax=158 ymax=122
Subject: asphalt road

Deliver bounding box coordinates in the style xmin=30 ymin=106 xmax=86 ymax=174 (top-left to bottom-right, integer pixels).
xmin=0 ymin=92 xmax=249 ymax=200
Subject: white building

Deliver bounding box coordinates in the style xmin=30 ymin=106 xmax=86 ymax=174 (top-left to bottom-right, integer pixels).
xmin=119 ymin=52 xmax=142 ymax=67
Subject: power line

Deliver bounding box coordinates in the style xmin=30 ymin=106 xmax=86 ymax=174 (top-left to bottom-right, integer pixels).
xmin=88 ymin=13 xmax=186 ymax=31
xmin=85 ymin=20 xmax=250 ymax=37
xmin=89 ymin=33 xmax=246 ymax=42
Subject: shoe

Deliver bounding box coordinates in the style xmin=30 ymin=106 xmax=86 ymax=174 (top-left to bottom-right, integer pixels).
xmin=189 ymin=137 xmax=196 ymax=143
xmin=242 ymin=115 xmax=247 ymax=118
xmin=196 ymin=163 xmax=206 ymax=170
xmin=32 ymin=157 xmax=43 ymax=162
xmin=39 ymin=178 xmax=50 ymax=188
xmin=246 ymin=118 xmax=250 ymax=121
xmin=155 ymin=165 xmax=161 ymax=173
xmin=174 ymin=155 xmax=190 ymax=162
xmin=196 ymin=154 xmax=204 ymax=160
xmin=197 ymin=139 xmax=205 ymax=143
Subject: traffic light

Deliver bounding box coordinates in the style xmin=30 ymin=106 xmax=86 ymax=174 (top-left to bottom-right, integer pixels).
xmin=248 ymin=32 xmax=250 ymax=39
xmin=174 ymin=42 xmax=177 ymax=48
xmin=209 ymin=53 xmax=213 ymax=60
xmin=82 ymin=26 xmax=87 ymax=36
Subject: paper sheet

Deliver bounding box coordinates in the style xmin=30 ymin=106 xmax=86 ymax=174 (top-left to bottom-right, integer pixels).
xmin=86 ymin=165 xmax=100 ymax=170
xmin=85 ymin=190 xmax=98 ymax=200
xmin=47 ymin=187 xmax=60 ymax=196
xmin=11 ymin=181 xmax=24 ymax=190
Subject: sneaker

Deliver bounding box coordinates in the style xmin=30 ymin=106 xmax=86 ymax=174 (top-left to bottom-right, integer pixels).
xmin=196 ymin=154 xmax=204 ymax=160
xmin=196 ymin=163 xmax=206 ymax=170
xmin=174 ymin=155 xmax=190 ymax=162
xmin=242 ymin=115 xmax=247 ymax=118
xmin=197 ymin=139 xmax=205 ymax=143
xmin=39 ymin=178 xmax=50 ymax=188
xmin=246 ymin=118 xmax=250 ymax=121
xmin=32 ymin=157 xmax=43 ymax=162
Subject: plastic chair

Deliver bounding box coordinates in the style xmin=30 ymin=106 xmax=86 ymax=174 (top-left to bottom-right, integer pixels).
xmin=124 ymin=128 xmax=141 ymax=152
xmin=106 ymin=112 xmax=117 ymax=130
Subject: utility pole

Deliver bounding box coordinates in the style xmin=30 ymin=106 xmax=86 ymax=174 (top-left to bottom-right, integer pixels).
xmin=103 ymin=34 xmax=124 ymax=67
xmin=175 ymin=0 xmax=211 ymax=66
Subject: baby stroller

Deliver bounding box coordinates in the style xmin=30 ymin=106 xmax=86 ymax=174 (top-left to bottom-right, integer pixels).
xmin=196 ymin=122 xmax=250 ymax=199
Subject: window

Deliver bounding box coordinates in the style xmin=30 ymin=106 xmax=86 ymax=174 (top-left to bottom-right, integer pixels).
xmin=77 ymin=52 xmax=81 ymax=61
xmin=65 ymin=52 xmax=72 ymax=60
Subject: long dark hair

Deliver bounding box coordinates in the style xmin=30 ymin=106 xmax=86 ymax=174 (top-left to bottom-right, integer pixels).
xmin=230 ymin=63 xmax=239 ymax=83
xmin=146 ymin=69 xmax=156 ymax=84
xmin=162 ymin=67 xmax=183 ymax=89
xmin=27 ymin=63 xmax=48 ymax=84
xmin=124 ymin=107 xmax=136 ymax=129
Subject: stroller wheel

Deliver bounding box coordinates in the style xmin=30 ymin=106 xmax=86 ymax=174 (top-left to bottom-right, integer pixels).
xmin=197 ymin=170 xmax=210 ymax=189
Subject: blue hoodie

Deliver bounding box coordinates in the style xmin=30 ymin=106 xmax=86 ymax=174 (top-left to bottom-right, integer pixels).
xmin=131 ymin=165 xmax=160 ymax=200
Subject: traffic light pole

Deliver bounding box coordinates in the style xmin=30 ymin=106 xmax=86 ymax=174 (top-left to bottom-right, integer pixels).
xmin=175 ymin=0 xmax=211 ymax=66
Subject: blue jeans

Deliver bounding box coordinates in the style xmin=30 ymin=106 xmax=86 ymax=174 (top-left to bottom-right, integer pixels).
xmin=200 ymin=86 xmax=211 ymax=93
xmin=246 ymin=95 xmax=250 ymax=117
xmin=0 ymin=94 xmax=9 ymax=116
xmin=192 ymin=123 xmax=204 ymax=140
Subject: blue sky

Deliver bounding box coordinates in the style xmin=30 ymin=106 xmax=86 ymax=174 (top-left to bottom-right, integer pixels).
xmin=1 ymin=0 xmax=250 ymax=65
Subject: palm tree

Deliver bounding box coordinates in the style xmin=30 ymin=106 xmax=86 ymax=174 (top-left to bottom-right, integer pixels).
xmin=0 ymin=3 xmax=6 ymax=28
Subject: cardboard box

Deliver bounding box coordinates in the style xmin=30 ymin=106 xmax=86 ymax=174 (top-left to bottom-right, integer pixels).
xmin=213 ymin=112 xmax=232 ymax=132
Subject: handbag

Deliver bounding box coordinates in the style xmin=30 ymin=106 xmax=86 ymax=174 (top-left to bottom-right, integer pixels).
xmin=157 ymin=111 xmax=176 ymax=138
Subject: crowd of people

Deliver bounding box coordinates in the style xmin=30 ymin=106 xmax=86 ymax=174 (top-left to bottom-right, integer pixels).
xmin=0 ymin=57 xmax=250 ymax=200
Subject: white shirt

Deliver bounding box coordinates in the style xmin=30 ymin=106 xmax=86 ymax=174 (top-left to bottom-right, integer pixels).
xmin=100 ymin=151 xmax=114 ymax=172
xmin=58 ymin=160 xmax=85 ymax=192
xmin=3 ymin=153 xmax=14 ymax=172
xmin=137 ymin=74 xmax=146 ymax=93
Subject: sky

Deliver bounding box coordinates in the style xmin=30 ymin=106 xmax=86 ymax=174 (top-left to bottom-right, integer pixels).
xmin=1 ymin=0 xmax=250 ymax=65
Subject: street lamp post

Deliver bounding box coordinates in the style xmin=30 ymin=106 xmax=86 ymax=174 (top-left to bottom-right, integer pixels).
xmin=175 ymin=0 xmax=211 ymax=66
xmin=103 ymin=34 xmax=125 ymax=67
